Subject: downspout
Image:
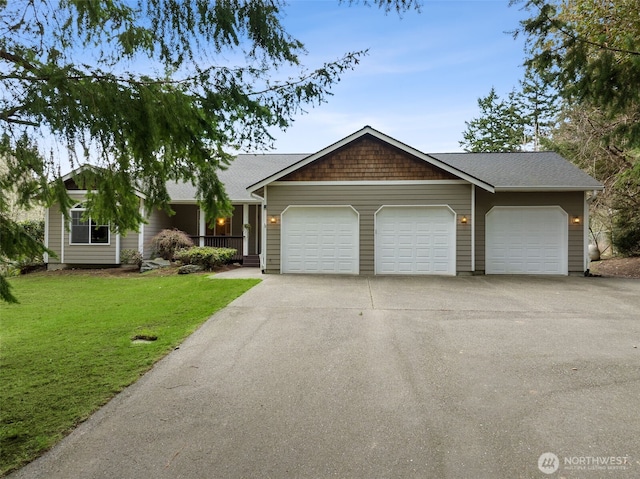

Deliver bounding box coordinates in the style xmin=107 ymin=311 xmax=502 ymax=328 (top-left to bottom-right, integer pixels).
xmin=43 ymin=207 xmax=50 ymax=264
xmin=471 ymin=184 xmax=476 ymax=273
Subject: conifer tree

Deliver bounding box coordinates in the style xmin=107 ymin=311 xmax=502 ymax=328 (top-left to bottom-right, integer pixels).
xmin=0 ymin=0 xmax=420 ymax=302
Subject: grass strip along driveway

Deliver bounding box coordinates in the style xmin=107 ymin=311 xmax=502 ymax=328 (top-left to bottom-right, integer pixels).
xmin=0 ymin=272 xmax=259 ymax=476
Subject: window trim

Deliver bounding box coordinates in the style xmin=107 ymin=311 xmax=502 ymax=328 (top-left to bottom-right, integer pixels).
xmin=69 ymin=204 xmax=111 ymax=246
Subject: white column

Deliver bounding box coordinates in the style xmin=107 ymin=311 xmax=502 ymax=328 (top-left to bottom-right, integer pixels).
xmin=115 ymin=232 xmax=121 ymax=264
xmin=61 ymin=214 xmax=65 ymax=263
xmin=261 ymin=188 xmax=267 ymax=270
xmin=199 ymin=206 xmax=206 ymax=247
xmin=255 ymin=204 xmax=260 ymax=254
xmin=242 ymin=203 xmax=249 ymax=257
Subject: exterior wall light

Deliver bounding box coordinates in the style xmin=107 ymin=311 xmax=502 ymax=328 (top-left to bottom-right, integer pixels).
xmin=269 ymin=215 xmax=279 ymax=224
xmin=572 ymin=216 xmax=581 ymax=225
xmin=217 ymin=218 xmax=226 ymax=226
xmin=460 ymin=215 xmax=468 ymax=224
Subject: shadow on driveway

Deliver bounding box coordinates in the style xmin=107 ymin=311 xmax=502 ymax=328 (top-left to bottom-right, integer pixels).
xmin=11 ymin=275 xmax=640 ymax=479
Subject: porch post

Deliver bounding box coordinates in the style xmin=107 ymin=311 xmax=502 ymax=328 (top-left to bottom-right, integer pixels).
xmin=61 ymin=214 xmax=65 ymax=263
xmin=242 ymin=203 xmax=249 ymax=257
xmin=115 ymin=232 xmax=121 ymax=265
xmin=199 ymin=206 xmax=205 ymax=247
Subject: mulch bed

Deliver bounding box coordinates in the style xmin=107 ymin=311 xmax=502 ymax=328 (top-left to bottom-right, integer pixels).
xmin=590 ymin=256 xmax=640 ymax=279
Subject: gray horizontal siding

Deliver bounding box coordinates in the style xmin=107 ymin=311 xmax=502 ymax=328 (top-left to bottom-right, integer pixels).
xmin=266 ymin=183 xmax=472 ymax=274
xmin=47 ymin=195 xmax=142 ymax=266
xmin=66 ymin=192 xmax=117 ymax=264
xmin=64 ymin=243 xmax=117 ymax=264
xmin=120 ymin=232 xmax=139 ymax=252
xmin=475 ymin=190 xmax=586 ymax=273
xmin=143 ymin=209 xmax=172 ymax=259
xmin=46 ymin=204 xmax=62 ymax=265
xmin=49 ymin=198 xmax=117 ymax=265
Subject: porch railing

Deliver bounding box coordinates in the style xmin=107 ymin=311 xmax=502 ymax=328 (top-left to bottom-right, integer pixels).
xmin=189 ymin=236 xmax=244 ymax=261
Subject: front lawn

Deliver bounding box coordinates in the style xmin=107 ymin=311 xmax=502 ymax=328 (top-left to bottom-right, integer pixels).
xmin=0 ymin=271 xmax=259 ymax=476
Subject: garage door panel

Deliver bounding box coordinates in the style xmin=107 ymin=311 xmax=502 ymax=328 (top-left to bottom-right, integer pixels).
xmin=486 ymin=207 xmax=568 ymax=275
xmin=281 ymin=207 xmax=359 ymax=274
xmin=375 ymin=206 xmax=456 ymax=275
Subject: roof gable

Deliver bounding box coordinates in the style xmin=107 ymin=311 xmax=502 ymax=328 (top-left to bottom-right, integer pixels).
xmin=61 ymin=164 xmax=101 ymax=190
xmin=59 ymin=164 xmax=148 ymax=198
xmin=280 ymin=135 xmax=458 ymax=181
xmin=248 ymin=126 xmax=494 ymax=192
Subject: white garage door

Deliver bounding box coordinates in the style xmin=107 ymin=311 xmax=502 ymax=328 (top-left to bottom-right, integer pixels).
xmin=375 ymin=206 xmax=456 ymax=275
xmin=486 ymin=206 xmax=568 ymax=275
xmin=281 ymin=206 xmax=359 ymax=274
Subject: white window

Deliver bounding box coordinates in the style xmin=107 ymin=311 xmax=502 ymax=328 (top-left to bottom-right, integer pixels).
xmin=70 ymin=204 xmax=110 ymax=245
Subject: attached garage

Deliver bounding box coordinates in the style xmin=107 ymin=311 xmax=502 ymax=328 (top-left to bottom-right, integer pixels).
xmin=375 ymin=206 xmax=456 ymax=275
xmin=281 ymin=206 xmax=359 ymax=274
xmin=485 ymin=206 xmax=568 ymax=275
xmin=245 ymin=127 xmax=602 ymax=276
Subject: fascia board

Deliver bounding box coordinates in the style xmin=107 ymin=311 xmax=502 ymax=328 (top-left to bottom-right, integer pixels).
xmin=494 ymin=185 xmax=605 ymax=192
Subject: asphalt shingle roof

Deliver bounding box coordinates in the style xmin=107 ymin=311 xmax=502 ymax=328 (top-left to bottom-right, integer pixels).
xmin=165 ymin=149 xmax=602 ymax=202
xmin=430 ymin=151 xmax=603 ymax=190
xmin=165 ymin=153 xmax=308 ymax=202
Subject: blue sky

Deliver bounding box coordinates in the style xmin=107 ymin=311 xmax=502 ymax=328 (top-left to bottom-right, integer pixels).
xmin=260 ymin=0 xmax=530 ymax=154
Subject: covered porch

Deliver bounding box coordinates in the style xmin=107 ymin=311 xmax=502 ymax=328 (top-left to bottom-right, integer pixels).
xmin=163 ymin=203 xmax=262 ymax=263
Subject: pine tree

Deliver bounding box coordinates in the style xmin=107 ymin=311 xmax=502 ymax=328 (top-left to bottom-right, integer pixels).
xmin=460 ymin=87 xmax=526 ymax=152
xmin=518 ymin=0 xmax=640 ymax=254
xmin=0 ymin=0 xmax=420 ymax=302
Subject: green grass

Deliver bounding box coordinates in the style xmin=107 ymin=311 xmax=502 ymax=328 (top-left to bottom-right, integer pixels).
xmin=0 ymin=272 xmax=259 ymax=476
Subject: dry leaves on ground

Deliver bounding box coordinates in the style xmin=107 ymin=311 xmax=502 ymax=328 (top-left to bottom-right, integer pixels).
xmin=590 ymin=256 xmax=640 ymax=279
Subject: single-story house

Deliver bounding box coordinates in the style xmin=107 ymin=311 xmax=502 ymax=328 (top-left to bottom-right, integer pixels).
xmin=45 ymin=126 xmax=603 ymax=275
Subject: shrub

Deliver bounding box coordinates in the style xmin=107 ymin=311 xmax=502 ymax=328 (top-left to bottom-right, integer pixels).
xmin=174 ymin=247 xmax=237 ymax=270
xmin=149 ymin=229 xmax=194 ymax=260
xmin=120 ymin=249 xmax=143 ymax=267
xmin=19 ymin=220 xmax=45 ymax=242
xmin=12 ymin=220 xmax=46 ymax=274
xmin=611 ymin=200 xmax=640 ymax=256
xmin=611 ymin=221 xmax=640 ymax=256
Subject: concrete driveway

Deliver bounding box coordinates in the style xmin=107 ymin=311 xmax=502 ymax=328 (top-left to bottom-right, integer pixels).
xmin=11 ymin=274 xmax=640 ymax=479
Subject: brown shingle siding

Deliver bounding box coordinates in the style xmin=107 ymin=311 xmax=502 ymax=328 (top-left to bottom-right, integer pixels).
xmin=281 ymin=136 xmax=457 ymax=181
